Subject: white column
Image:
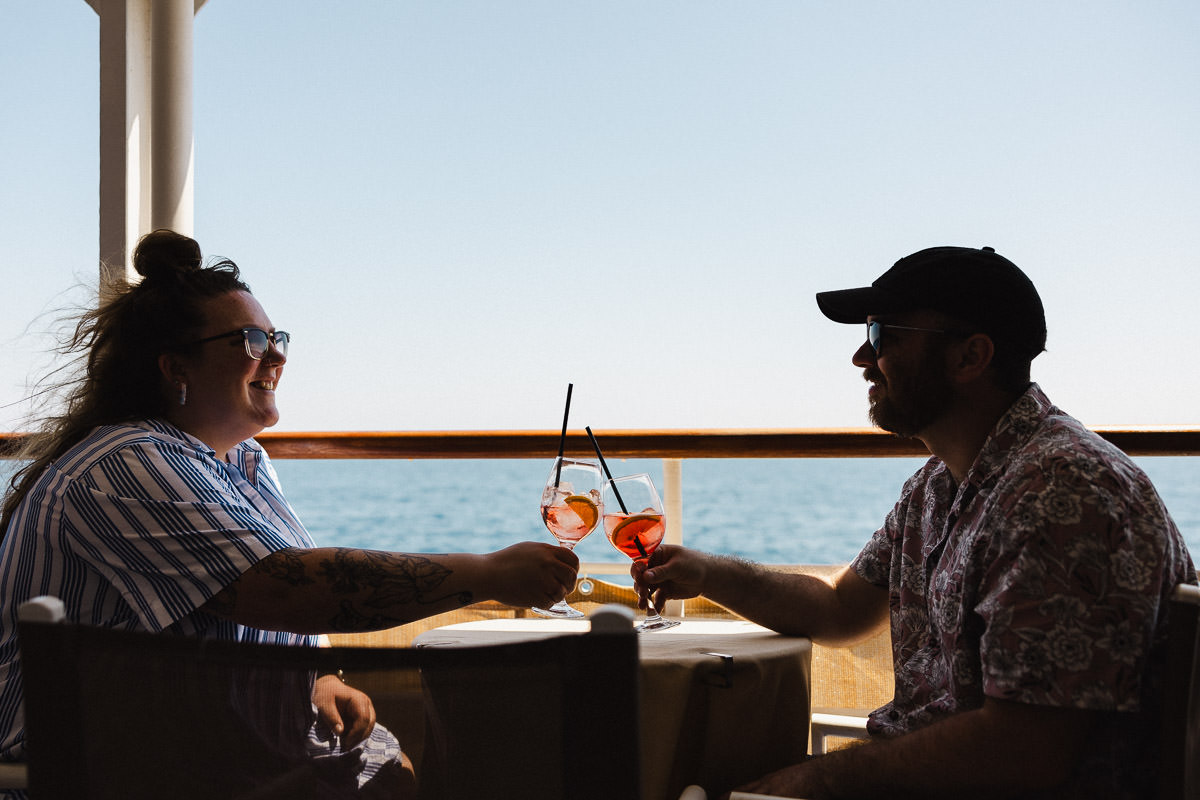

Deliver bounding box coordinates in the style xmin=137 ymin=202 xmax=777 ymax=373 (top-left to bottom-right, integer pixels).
xmin=150 ymin=0 xmax=194 ymax=237
xmin=89 ymin=0 xmax=204 ymax=285
xmin=95 ymin=0 xmax=146 ymax=284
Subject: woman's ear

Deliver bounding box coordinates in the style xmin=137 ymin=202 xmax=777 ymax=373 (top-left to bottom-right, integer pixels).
xmin=158 ymin=353 xmax=185 ymax=384
xmin=158 ymin=353 xmax=191 ymax=408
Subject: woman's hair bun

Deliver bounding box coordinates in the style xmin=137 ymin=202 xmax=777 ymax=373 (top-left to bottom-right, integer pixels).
xmin=132 ymin=229 xmax=203 ymax=282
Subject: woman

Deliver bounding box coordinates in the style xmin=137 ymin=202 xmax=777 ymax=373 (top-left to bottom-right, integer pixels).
xmin=0 ymin=230 xmax=577 ymax=796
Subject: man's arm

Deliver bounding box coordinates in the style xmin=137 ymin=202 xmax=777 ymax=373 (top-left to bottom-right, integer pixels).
xmin=730 ymin=697 xmax=1099 ymax=799
xmin=635 ymin=546 xmax=887 ymax=644
xmin=201 ymin=542 xmax=578 ymax=633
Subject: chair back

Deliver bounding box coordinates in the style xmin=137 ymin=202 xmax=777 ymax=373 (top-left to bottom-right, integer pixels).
xmin=1159 ymin=583 xmax=1200 ymax=800
xmin=17 ymin=598 xmax=640 ymax=800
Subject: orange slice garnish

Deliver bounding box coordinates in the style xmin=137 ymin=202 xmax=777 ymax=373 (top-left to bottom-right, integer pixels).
xmin=611 ymin=513 xmax=661 ymax=541
xmin=564 ymin=494 xmax=600 ymax=530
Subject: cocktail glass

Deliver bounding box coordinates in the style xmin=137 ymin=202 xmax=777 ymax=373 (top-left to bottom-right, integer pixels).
xmin=532 ymin=457 xmax=603 ymax=618
xmin=602 ymin=473 xmax=680 ymax=632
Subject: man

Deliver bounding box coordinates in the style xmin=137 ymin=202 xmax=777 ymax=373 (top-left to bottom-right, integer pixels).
xmin=636 ymin=246 xmax=1197 ymax=799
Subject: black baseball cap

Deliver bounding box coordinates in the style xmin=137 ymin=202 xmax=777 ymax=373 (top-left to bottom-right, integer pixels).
xmin=815 ymin=246 xmax=1047 ymax=357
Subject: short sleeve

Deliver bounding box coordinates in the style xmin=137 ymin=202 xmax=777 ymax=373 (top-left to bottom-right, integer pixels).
xmin=59 ymin=439 xmax=303 ymax=632
xmin=852 ymin=525 xmax=893 ymax=589
xmin=852 ymin=461 xmax=942 ymax=590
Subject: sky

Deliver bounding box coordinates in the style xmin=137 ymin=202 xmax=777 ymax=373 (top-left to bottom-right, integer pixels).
xmin=3 ymin=1 xmax=1199 ymax=434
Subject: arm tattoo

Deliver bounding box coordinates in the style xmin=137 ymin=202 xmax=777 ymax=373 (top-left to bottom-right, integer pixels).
xmin=316 ymin=548 xmax=469 ymax=610
xmin=252 ymin=548 xmax=315 ymax=587
xmin=214 ymin=547 xmax=473 ymax=632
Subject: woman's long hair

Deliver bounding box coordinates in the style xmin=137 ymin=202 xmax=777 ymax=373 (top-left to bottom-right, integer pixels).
xmin=1 ymin=230 xmax=251 ymax=535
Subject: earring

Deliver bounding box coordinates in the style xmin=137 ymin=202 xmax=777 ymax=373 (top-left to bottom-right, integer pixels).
xmin=177 ymin=381 xmax=188 ymax=406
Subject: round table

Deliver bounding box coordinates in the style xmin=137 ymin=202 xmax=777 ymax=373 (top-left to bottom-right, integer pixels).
xmin=414 ymin=617 xmax=813 ymax=800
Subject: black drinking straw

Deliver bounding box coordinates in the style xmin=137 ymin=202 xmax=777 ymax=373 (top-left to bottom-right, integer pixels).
xmin=554 ymin=383 xmax=573 ymax=487
xmin=585 ymin=426 xmax=627 ymax=513
xmin=633 ymin=536 xmax=649 ymax=559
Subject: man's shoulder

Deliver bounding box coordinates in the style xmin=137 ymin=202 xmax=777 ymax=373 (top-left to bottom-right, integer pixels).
xmin=971 ymin=389 xmax=1160 ymax=516
xmin=1018 ymin=407 xmax=1130 ymax=470
xmin=994 ymin=404 xmax=1168 ymax=526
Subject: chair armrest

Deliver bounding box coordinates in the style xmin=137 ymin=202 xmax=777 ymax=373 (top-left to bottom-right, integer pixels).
xmin=1172 ymin=583 xmax=1200 ymax=605
xmin=0 ymin=762 xmax=28 ymax=789
xmin=684 ymin=786 xmax=813 ymax=799
xmin=809 ymin=711 xmax=869 ymax=755
xmin=17 ymin=596 xmax=65 ymax=624
xmin=589 ymin=604 xmax=635 ymax=634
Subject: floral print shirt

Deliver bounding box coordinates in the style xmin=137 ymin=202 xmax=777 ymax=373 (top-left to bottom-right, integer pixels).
xmin=853 ymin=384 xmax=1196 ymax=798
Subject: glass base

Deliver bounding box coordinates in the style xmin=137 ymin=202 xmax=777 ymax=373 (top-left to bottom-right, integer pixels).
xmin=636 ymin=614 xmax=680 ymax=632
xmin=532 ymin=600 xmax=585 ymax=619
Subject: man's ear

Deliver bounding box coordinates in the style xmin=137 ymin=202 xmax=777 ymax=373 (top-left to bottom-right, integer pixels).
xmin=948 ymin=333 xmax=995 ymax=384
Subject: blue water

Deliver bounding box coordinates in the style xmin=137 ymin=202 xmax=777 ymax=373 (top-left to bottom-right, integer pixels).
xmin=271 ymin=457 xmax=1200 ymax=571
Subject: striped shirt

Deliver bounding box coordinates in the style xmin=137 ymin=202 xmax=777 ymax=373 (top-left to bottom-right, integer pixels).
xmin=0 ymin=419 xmax=318 ymax=762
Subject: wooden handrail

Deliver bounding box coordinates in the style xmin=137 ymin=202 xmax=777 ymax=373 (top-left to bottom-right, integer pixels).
xmin=255 ymin=429 xmax=931 ymax=459
xmin=5 ymin=428 xmax=1200 ymax=459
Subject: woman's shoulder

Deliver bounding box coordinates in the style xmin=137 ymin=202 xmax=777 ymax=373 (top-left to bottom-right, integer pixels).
xmin=56 ymin=420 xmax=213 ymax=475
xmin=45 ymin=421 xmax=244 ymax=505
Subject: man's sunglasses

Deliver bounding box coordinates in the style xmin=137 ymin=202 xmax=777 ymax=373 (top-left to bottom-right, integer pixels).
xmin=190 ymin=328 xmax=291 ymax=360
xmin=866 ymin=320 xmax=950 ymax=356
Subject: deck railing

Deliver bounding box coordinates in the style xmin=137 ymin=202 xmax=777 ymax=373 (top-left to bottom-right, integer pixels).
xmin=260 ymin=426 xmax=1200 ymax=576
xmin=6 ymin=427 xmax=1194 ymax=714
xmin=6 ymin=427 xmax=1197 ymax=576
xmin=5 ymin=427 xmax=1200 ymax=460
xmin=228 ymin=427 xmax=1200 ymax=460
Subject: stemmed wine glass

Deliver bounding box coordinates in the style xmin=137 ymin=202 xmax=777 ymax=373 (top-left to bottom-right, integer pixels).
xmin=532 ymin=457 xmax=604 ymax=618
xmin=601 ymin=473 xmax=680 ymax=632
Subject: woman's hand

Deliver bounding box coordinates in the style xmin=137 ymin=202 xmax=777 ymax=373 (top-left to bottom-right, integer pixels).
xmin=312 ymin=673 xmax=376 ymax=750
xmin=481 ymin=541 xmax=579 ymax=609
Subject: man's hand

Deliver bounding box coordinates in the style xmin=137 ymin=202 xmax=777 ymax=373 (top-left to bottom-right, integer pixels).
xmin=633 ymin=545 xmax=708 ymax=609
xmin=312 ymin=674 xmax=376 ymax=750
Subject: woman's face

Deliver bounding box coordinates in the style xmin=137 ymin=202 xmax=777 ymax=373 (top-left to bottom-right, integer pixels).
xmin=169 ymin=290 xmax=286 ymax=455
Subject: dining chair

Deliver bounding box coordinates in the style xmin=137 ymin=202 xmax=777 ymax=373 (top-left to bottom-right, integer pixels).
xmin=0 ymin=599 xmax=72 ymax=792
xmin=17 ymin=596 xmax=640 ymax=800
xmin=1158 ymin=582 xmax=1200 ymax=800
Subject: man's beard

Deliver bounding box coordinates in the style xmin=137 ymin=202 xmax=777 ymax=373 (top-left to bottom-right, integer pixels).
xmin=865 ymin=355 xmax=955 ymax=438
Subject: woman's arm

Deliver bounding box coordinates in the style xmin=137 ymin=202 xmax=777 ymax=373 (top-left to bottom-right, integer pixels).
xmin=202 ymin=542 xmax=578 ymax=633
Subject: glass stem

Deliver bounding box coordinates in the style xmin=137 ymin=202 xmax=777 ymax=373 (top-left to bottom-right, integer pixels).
xmin=637 ymin=561 xmax=661 ymax=616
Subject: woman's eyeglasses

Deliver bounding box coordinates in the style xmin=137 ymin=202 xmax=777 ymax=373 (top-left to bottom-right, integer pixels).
xmin=866 ymin=320 xmax=949 ymax=356
xmin=190 ymin=328 xmax=290 ymax=360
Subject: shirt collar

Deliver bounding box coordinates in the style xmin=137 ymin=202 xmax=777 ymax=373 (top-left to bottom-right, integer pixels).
xmin=143 ymin=418 xmax=264 ymax=481
xmin=961 ymin=382 xmax=1053 ymax=488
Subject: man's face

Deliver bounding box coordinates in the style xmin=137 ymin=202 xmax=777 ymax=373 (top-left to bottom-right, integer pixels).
xmin=852 ymin=313 xmax=956 ymax=438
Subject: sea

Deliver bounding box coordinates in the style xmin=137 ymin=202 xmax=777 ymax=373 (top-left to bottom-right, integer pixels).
xmin=268 ymin=456 xmax=1200 ymax=577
